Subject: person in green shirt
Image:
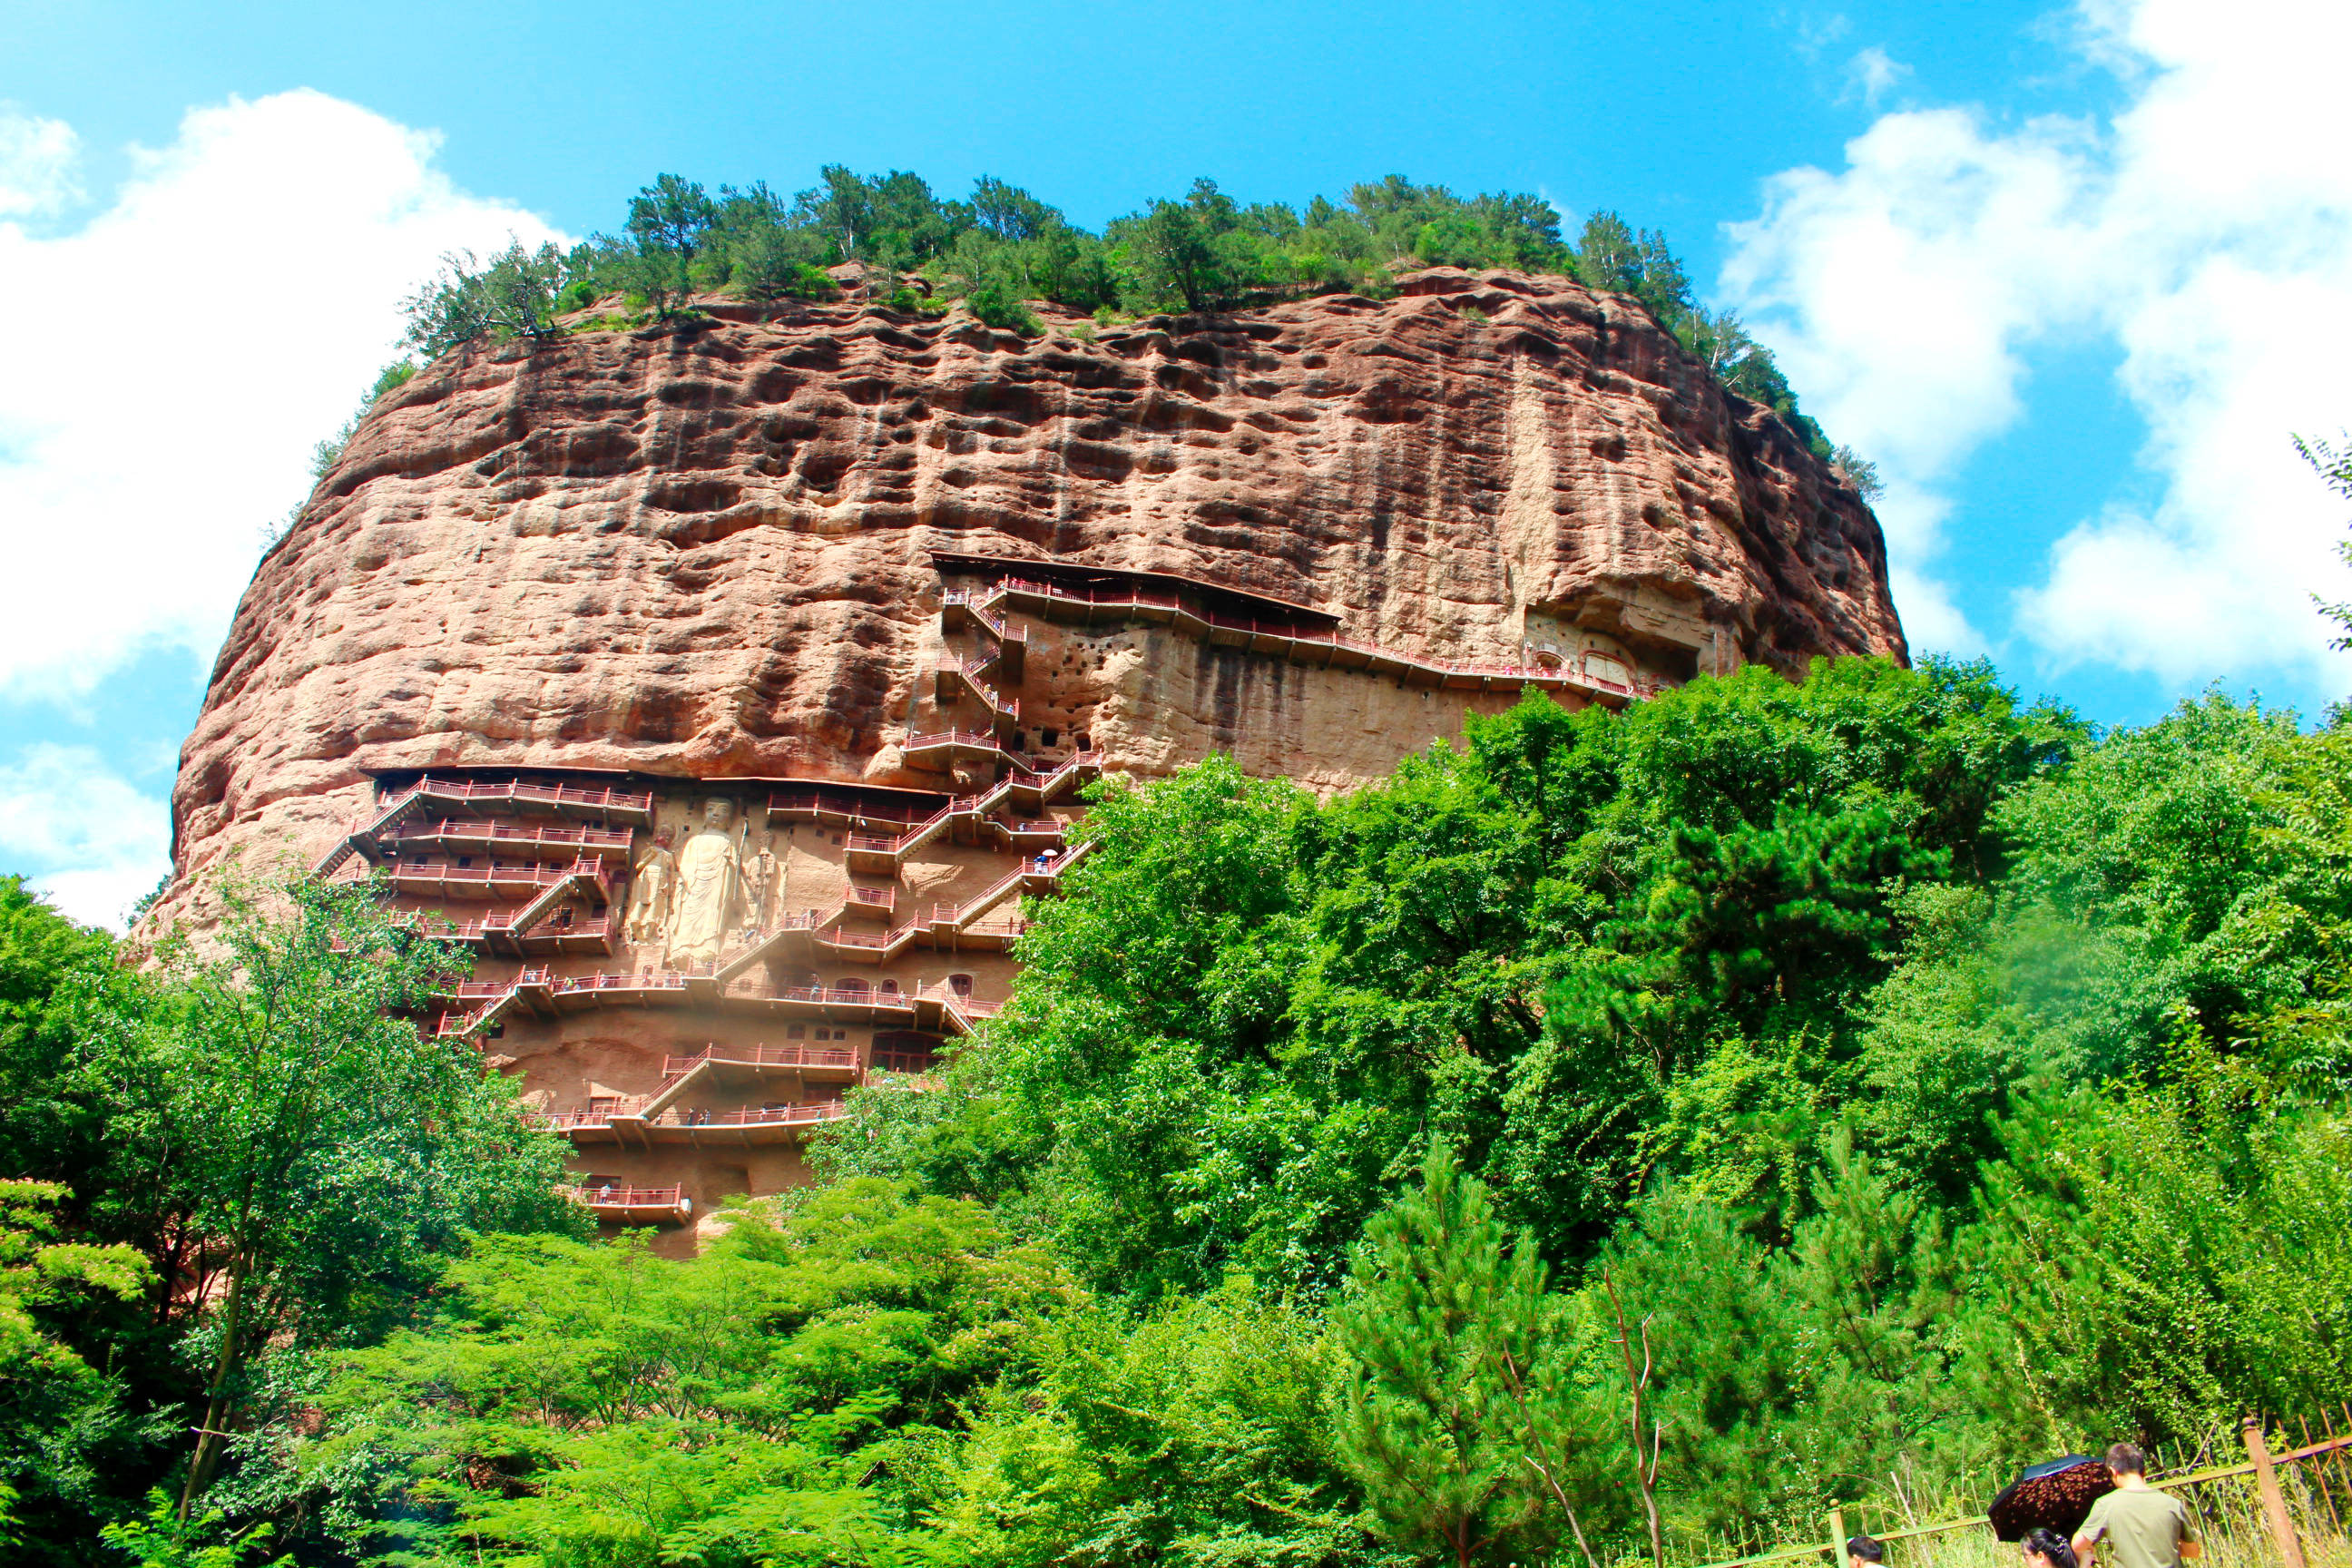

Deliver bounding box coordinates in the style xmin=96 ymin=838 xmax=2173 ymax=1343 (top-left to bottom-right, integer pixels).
xmin=2073 ymin=1444 xmax=2202 ymax=1568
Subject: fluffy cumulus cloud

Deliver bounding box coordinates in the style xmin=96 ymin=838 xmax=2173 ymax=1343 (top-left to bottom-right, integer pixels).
xmin=0 ymin=91 xmax=565 ymax=923
xmin=0 ymin=90 xmax=564 ymax=701
xmin=0 ymin=744 xmax=173 ymax=928
xmin=1721 ymin=0 xmax=2352 ymax=689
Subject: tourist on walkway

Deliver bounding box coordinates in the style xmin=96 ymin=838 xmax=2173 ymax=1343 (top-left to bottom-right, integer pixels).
xmin=1847 ymin=1535 xmax=1886 ymax=1568
xmin=2073 ymin=1445 xmax=2200 ymax=1568
xmin=2024 ymin=1526 xmax=2079 ymax=1568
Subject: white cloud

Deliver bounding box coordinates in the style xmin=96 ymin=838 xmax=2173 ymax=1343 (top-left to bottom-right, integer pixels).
xmin=0 ymin=742 xmax=171 ymax=928
xmin=1846 ymin=46 xmax=1912 ymax=109
xmin=0 ymin=103 xmax=79 ymax=215
xmin=0 ymin=90 xmax=564 ymax=702
xmin=1724 ymin=0 xmax=2352 ymax=687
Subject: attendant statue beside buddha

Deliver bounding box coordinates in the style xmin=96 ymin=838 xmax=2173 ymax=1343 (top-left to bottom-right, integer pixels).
xmin=623 ymin=828 xmax=676 ymax=946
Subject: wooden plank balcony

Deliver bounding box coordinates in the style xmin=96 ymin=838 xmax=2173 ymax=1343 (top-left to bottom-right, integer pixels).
xmin=842 ymin=886 xmax=897 ymax=921
xmin=547 ymin=970 xmax=691 ymax=1011
xmin=763 ymin=789 xmax=944 ymax=830
xmin=392 ymin=778 xmax=655 ymax=824
xmin=532 ymin=1099 xmax=647 ymax=1132
xmin=661 ymin=1043 xmax=861 ymax=1082
xmin=314 ymin=778 xmax=655 ymax=879
xmin=381 ymin=817 xmax=634 ymax=864
xmin=844 ymin=832 xmax=905 ymax=872
xmin=659 ymin=1102 xmax=850 ymax=1127
xmin=540 ymin=1100 xmax=850 ymax=1149
xmin=979 ymin=574 xmax=1664 ymax=704
xmin=901 ymin=728 xmax=1008 ymax=769
xmin=810 ymin=924 xmax=915 ymax=962
xmin=640 ymin=1102 xmax=851 ymax=1142
xmin=514 ymin=910 xmax=617 ymax=956
xmin=382 ymin=856 xmax=615 ymax=906
xmin=569 ymin=1182 xmax=689 ymax=1224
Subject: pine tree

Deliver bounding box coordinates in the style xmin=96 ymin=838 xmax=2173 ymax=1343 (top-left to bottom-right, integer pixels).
xmin=1333 ymin=1142 xmax=1592 ymax=1568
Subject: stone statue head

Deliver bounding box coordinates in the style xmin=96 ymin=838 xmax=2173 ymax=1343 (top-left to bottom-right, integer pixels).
xmin=702 ymin=798 xmax=733 ymax=829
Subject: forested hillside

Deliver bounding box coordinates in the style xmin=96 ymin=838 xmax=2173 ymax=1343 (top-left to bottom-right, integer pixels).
xmin=368 ymin=168 xmax=1865 ymax=483
xmin=8 ymin=631 xmax=2352 ymax=1563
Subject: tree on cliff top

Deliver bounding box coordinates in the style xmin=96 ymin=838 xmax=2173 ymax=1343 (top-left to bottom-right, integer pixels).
xmin=399 ymin=238 xmax=573 ymax=355
xmin=392 ymin=165 xmax=1877 ymax=492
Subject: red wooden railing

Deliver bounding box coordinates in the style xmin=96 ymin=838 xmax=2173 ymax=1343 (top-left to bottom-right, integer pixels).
xmin=903 ymin=727 xmax=1002 ymax=752
xmin=571 ymin=1183 xmax=681 ymax=1207
xmin=650 ymin=1102 xmax=848 ymax=1129
xmin=972 ymin=575 xmax=1660 ymax=698
xmin=385 ymin=818 xmax=633 ymax=852
xmin=662 ymin=1044 xmax=858 ymax=1079
xmin=554 ymin=971 xmax=689 ymax=995
xmin=840 ymin=753 xmax=1101 ymax=860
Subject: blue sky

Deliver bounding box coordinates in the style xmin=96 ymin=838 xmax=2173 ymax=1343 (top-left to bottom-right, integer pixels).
xmin=3 ymin=0 xmax=2348 ymax=925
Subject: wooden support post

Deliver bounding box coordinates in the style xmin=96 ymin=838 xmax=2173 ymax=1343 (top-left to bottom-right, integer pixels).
xmin=1830 ymin=1504 xmax=1848 ymax=1565
xmin=2298 ymin=1417 xmax=2343 ymax=1535
xmin=2243 ymin=1417 xmax=2308 ymax=1568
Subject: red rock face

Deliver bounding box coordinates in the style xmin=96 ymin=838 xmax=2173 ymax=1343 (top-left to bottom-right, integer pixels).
xmin=164 ymin=266 xmax=1904 ymax=908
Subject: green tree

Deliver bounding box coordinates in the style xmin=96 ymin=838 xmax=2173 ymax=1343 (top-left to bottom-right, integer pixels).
xmin=1955 ymin=1041 xmax=2352 ymax=1451
xmin=279 ymin=1179 xmax=1073 ymax=1565
xmin=835 ymin=660 xmax=2075 ymax=1292
xmin=2298 ymin=432 xmax=2352 ymax=653
xmin=919 ymin=1276 xmax=1391 ymax=1567
xmin=0 ymin=877 xmax=115 ymax=1184
xmin=949 ymin=756 xmax=1312 ymax=1292
xmin=1832 ymin=445 xmax=1885 ymax=501
xmin=962 ymin=279 xmax=1041 ymax=335
xmin=399 ymin=239 xmax=573 ymax=354
xmin=617 ymin=172 xmax=718 ymax=313
xmin=128 ymin=877 xmax=576 ymax=1515
xmin=0 ymin=1181 xmax=149 ymax=1547
xmin=1333 ymin=1144 xmax=1592 ymax=1568
xmin=1119 ymin=191 xmax=1227 ymax=311
xmin=970 ymin=175 xmax=1059 ymax=241
xmin=96 ymin=1493 xmax=287 ymax=1568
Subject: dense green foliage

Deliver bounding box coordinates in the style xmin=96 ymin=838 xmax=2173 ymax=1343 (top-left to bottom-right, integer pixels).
xmin=13 ymin=638 xmax=2352 ymax=1562
xmin=843 ymin=659 xmax=2079 ymax=1285
xmin=797 ymin=659 xmax=2352 ymax=1556
xmin=0 ymin=877 xmax=579 ymax=1558
xmin=395 ymin=168 xmax=1847 ymax=463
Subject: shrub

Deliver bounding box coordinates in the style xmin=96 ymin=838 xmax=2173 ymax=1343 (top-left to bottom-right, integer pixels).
xmin=965 ymin=280 xmax=1042 ymax=335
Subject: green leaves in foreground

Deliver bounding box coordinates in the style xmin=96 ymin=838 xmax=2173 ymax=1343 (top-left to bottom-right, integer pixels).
xmin=289 ymin=1180 xmax=1073 ymax=1565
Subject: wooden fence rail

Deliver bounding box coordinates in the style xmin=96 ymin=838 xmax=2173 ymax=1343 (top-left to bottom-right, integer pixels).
xmin=1689 ymin=1417 xmax=2352 ymax=1568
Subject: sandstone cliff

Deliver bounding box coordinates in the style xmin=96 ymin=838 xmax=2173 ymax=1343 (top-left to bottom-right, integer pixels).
xmin=161 ymin=266 xmax=1906 ymax=913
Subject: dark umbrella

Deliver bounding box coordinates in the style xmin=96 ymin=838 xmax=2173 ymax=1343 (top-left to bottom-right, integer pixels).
xmin=1989 ymin=1457 xmax=2116 ymax=1542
